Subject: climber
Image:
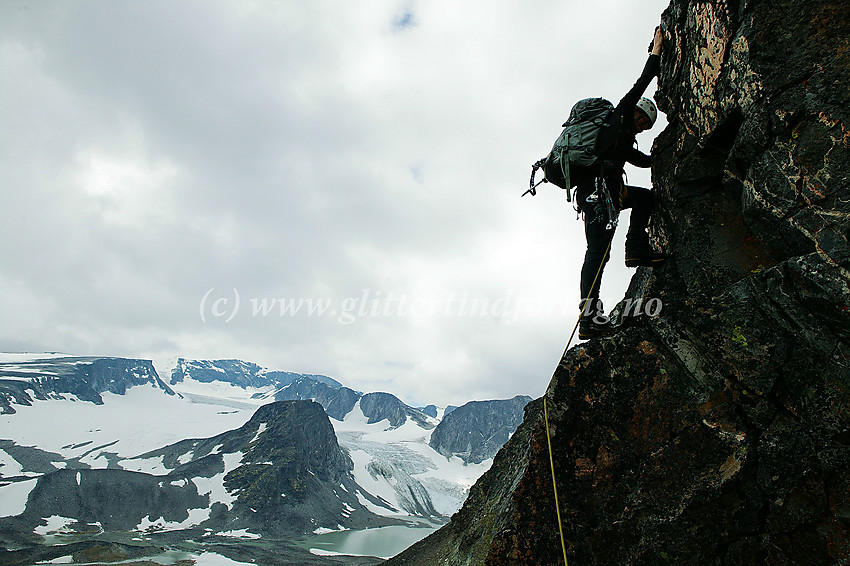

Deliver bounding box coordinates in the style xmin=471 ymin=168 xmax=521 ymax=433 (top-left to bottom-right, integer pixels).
xmin=577 ymin=24 xmax=666 ymax=340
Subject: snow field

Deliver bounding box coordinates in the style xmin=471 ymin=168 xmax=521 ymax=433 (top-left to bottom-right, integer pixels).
xmin=0 ymin=384 xmax=254 ymax=464
xmin=0 ymin=478 xmax=39 ymax=517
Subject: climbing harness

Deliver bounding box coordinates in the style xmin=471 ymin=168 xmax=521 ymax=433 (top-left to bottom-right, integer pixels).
xmin=586 ymin=176 xmax=619 ymax=231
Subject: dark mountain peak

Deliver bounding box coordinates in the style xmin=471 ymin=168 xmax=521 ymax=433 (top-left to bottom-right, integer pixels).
xmin=276 ymin=376 xmax=361 ymax=421
xmin=229 ymin=400 xmax=353 ymax=489
xmin=420 ymin=404 xmax=439 ymax=418
xmin=156 ymin=400 xmax=352 ymax=483
xmin=429 ymin=396 xmax=532 ymax=464
xmin=244 ymin=399 xmax=347 ymax=473
xmin=359 ymin=392 xmax=434 ymax=429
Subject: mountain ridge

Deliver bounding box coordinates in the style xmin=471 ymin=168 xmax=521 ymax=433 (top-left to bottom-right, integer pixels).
xmin=0 ymin=356 xmax=173 ymax=414
xmin=169 ymin=358 xmax=343 ymax=390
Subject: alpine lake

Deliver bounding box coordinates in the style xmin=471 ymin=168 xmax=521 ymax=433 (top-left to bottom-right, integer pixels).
xmin=19 ymin=522 xmax=442 ymax=565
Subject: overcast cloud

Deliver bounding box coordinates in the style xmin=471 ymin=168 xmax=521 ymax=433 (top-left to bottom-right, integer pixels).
xmin=1 ymin=0 xmax=670 ymax=406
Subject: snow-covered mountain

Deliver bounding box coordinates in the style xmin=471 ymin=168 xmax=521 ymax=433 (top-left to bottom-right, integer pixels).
xmin=0 ymin=354 xmax=530 ymax=564
xmin=170 ymin=357 xmax=343 ymax=391
xmin=12 ymin=400 xmax=394 ymax=537
xmin=166 ymin=360 xmax=498 ymax=520
xmin=0 ymin=353 xmax=173 ymax=413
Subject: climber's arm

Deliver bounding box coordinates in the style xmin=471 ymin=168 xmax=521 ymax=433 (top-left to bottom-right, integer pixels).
xmin=617 ymin=26 xmax=663 ymax=113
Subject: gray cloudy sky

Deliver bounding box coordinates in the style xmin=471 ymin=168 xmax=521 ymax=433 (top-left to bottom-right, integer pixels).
xmin=1 ymin=0 xmax=670 ymax=407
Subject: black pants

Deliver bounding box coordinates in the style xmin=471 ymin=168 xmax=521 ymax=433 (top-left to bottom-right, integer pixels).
xmin=576 ymin=176 xmax=654 ymax=300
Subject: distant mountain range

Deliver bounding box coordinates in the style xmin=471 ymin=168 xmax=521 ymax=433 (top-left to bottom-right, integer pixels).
xmin=170 ymin=358 xmax=343 ymax=390
xmin=0 ymin=354 xmax=531 ymax=565
xmin=0 ymin=355 xmax=173 ymax=413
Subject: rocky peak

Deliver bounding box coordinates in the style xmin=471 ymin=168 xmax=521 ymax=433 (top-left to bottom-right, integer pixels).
xmin=169 ymin=358 xmax=266 ymax=388
xmin=275 ymin=375 xmax=361 ymax=420
xmin=359 ymin=392 xmax=434 ymax=429
xmin=429 ymin=396 xmax=532 ymax=464
xmin=387 ymin=1 xmax=849 ymax=564
xmin=240 ymin=400 xmax=351 ymax=482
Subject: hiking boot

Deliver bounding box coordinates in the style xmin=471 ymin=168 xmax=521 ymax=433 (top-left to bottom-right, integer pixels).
xmin=625 ymin=232 xmax=666 ymax=268
xmin=578 ymin=299 xmax=613 ymax=340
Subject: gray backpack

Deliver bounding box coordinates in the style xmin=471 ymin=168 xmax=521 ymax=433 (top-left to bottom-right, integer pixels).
xmin=526 ymin=97 xmax=615 ymax=199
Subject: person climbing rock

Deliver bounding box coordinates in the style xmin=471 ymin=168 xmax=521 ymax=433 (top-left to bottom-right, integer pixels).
xmin=577 ymin=25 xmax=666 ymax=340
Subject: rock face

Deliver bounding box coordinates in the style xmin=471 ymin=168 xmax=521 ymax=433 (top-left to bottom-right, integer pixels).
xmin=140 ymin=400 xmax=390 ymax=535
xmin=19 ymin=468 xmax=209 ymax=532
xmin=217 ymin=400 xmax=387 ymax=534
xmin=429 ymin=396 xmax=532 ymax=464
xmin=387 ymin=1 xmax=850 ymax=564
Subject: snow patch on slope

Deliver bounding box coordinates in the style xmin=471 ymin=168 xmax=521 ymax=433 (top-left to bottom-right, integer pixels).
xmin=0 ymin=478 xmax=38 ymax=517
xmin=193 ymin=452 xmax=243 ymax=510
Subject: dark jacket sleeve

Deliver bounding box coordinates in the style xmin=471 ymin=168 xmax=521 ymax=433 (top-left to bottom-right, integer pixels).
xmin=609 ymin=54 xmax=659 ymax=169
xmin=617 ymin=54 xmax=661 ymax=113
xmin=625 ymin=146 xmax=652 ymax=168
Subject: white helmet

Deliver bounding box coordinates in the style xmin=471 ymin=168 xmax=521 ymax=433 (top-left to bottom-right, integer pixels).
xmin=636 ymin=96 xmax=658 ymax=126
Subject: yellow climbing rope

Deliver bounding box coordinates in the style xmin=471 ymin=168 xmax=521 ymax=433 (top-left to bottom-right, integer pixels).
xmin=544 ymin=395 xmax=569 ymax=565
xmin=545 ymin=236 xmax=613 ymax=565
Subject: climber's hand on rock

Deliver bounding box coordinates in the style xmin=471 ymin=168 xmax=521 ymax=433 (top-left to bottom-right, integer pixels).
xmin=651 ymin=25 xmax=663 ymax=56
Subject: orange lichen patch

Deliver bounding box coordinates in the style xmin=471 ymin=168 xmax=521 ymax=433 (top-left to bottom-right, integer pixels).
xmin=685 ymin=2 xmax=732 ymax=135
xmin=817 ymin=111 xmax=841 ymax=130
xmin=637 ymin=341 xmax=657 ymax=355
xmin=575 ymin=457 xmax=595 ymax=479
xmin=596 ymin=445 xmax=615 ymax=471
xmin=699 ymin=391 xmax=729 ymax=416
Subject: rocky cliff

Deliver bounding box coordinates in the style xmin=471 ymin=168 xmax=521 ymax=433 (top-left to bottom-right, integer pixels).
xmin=359 ymin=392 xmax=434 ymax=429
xmin=387 ymin=0 xmax=849 ymax=564
xmin=277 ymin=378 xmax=435 ymax=429
xmin=135 ymin=400 xmax=394 ymax=535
